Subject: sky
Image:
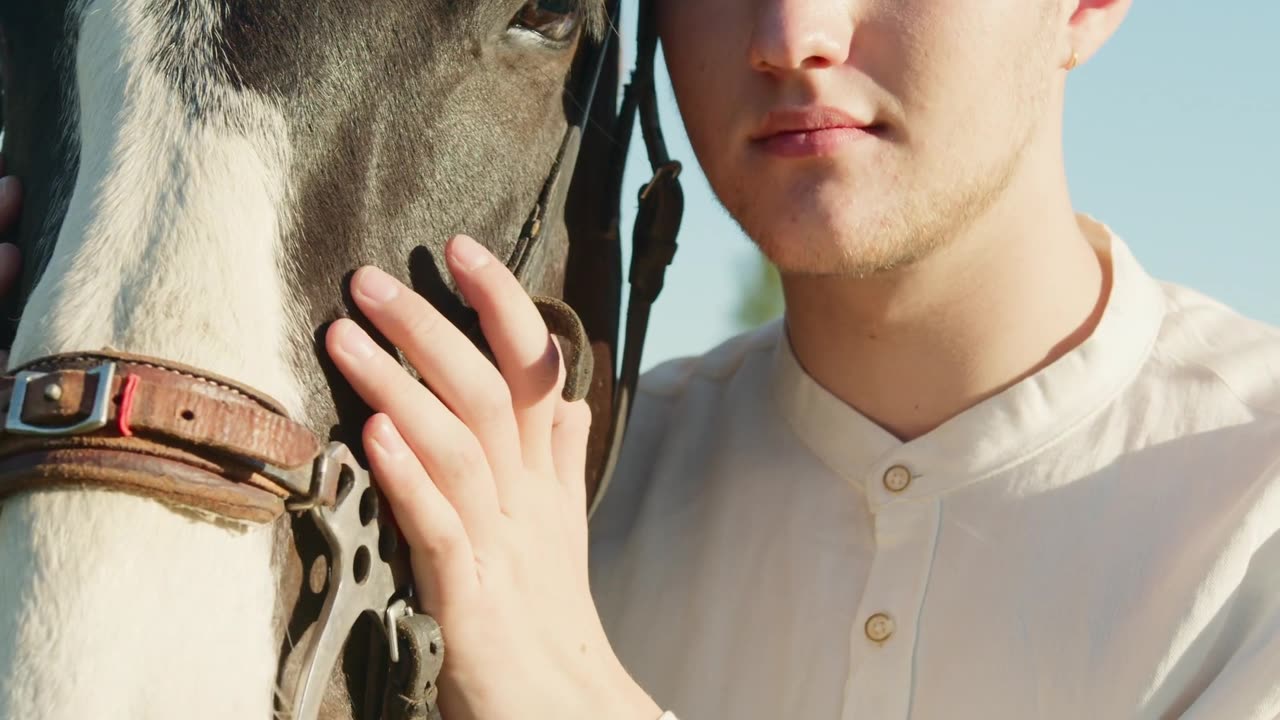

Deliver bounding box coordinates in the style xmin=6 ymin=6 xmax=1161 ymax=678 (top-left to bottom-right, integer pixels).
xmin=613 ymin=0 xmax=1280 ymax=370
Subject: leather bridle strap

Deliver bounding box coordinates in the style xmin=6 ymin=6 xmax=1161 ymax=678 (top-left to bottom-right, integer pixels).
xmin=0 ymin=352 xmax=331 ymax=522
xmin=508 ymin=0 xmax=617 ymax=282
xmin=428 ymin=0 xmax=681 ymax=513
xmin=497 ymin=5 xmax=620 ymax=405
xmin=590 ymin=0 xmax=684 ymax=515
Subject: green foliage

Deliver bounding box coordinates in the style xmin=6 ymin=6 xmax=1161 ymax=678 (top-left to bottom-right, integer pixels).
xmin=734 ymin=254 xmax=784 ymax=330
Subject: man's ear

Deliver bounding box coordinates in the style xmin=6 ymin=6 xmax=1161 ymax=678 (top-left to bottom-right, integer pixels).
xmin=1061 ymin=0 xmax=1133 ymax=68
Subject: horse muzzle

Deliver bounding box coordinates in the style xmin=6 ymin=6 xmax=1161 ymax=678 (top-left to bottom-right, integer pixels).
xmin=0 ymin=350 xmax=444 ymax=720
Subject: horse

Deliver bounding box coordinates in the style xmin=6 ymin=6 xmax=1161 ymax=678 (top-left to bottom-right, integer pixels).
xmin=0 ymin=0 xmax=680 ymax=717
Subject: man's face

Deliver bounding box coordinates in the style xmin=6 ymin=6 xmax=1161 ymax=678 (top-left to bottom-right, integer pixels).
xmin=658 ymin=0 xmax=1064 ymax=277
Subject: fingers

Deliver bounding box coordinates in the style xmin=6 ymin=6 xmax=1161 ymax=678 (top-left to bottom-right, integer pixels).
xmin=348 ymin=265 xmax=524 ymax=483
xmin=364 ymin=413 xmax=477 ymax=615
xmin=0 ymin=172 xmax=20 ymax=363
xmin=0 ymin=175 xmax=24 ymax=306
xmin=0 ymin=243 xmax=21 ymax=299
xmin=446 ymin=235 xmax=563 ymax=467
xmin=0 ymin=176 xmax=21 ymax=232
xmin=326 ymin=318 xmax=501 ymax=538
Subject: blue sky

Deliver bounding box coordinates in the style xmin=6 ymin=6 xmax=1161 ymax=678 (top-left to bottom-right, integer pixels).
xmin=616 ymin=0 xmax=1280 ymax=369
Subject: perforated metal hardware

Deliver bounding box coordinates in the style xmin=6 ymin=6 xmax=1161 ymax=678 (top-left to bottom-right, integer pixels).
xmin=284 ymin=442 xmax=402 ymax=720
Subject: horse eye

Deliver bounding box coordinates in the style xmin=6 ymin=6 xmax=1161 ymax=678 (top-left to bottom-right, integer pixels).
xmin=511 ymin=0 xmax=581 ymax=43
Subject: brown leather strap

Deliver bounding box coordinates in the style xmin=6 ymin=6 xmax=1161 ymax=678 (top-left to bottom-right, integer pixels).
xmin=0 ymin=356 xmax=321 ymax=472
xmin=532 ymin=296 xmax=594 ymax=403
xmin=0 ymin=447 xmax=286 ymax=523
xmin=0 ymin=353 xmax=330 ymax=520
xmin=383 ymin=613 xmax=445 ymax=720
xmin=588 ymin=1 xmax=684 ymax=515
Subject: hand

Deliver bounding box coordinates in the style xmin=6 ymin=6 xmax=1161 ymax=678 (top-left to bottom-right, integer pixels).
xmin=0 ymin=164 xmax=24 ymax=367
xmin=325 ymin=235 xmax=661 ymax=720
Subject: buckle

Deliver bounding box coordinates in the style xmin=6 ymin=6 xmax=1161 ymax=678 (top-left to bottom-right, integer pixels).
xmin=384 ymin=598 xmax=413 ymax=664
xmin=5 ymin=362 xmax=118 ymax=437
xmin=280 ymin=442 xmax=349 ymax=511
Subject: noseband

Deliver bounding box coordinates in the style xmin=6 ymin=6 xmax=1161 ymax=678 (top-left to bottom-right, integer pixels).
xmin=0 ymin=1 xmax=682 ymax=718
xmin=0 ymin=351 xmax=442 ymax=719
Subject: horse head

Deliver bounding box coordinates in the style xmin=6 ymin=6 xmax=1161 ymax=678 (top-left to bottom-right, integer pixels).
xmin=0 ymin=0 xmax=678 ymax=717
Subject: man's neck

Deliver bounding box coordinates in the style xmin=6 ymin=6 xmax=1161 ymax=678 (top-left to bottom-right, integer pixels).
xmin=780 ymin=162 xmax=1109 ymax=442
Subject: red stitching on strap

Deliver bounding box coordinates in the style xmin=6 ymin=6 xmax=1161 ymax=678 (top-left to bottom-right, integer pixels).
xmin=117 ymin=373 xmax=141 ymax=437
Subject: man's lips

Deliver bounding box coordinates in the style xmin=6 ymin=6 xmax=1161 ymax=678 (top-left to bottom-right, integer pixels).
xmin=750 ymin=107 xmax=883 ymax=158
xmin=750 ymin=107 xmax=876 ymax=139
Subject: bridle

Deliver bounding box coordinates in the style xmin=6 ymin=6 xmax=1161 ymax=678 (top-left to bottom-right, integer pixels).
xmin=0 ymin=1 xmax=681 ymax=719
xmin=0 ymin=352 xmax=430 ymax=719
xmin=509 ymin=0 xmax=684 ymax=512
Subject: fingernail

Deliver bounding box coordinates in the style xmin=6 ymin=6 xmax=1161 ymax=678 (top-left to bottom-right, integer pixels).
xmin=450 ymin=235 xmax=491 ymax=272
xmin=336 ymin=322 xmax=376 ymax=360
xmin=354 ymin=266 xmax=399 ymax=305
xmin=368 ymin=416 xmax=408 ymax=459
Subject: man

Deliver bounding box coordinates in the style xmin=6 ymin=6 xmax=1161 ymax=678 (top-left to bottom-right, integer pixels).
xmin=1 ymin=1 xmax=1276 ymax=719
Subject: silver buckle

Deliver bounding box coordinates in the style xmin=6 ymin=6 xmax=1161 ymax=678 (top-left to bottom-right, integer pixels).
xmin=385 ymin=598 xmax=414 ymax=664
xmin=5 ymin=362 xmax=118 ymax=436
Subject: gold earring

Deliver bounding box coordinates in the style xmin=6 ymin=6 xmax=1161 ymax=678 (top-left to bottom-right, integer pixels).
xmin=1065 ymin=51 xmax=1079 ymax=71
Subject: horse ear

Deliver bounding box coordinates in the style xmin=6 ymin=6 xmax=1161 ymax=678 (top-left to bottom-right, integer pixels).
xmin=562 ymin=23 xmax=624 ymax=511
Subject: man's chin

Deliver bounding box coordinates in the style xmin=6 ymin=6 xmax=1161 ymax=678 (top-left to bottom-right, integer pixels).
xmin=745 ymin=213 xmax=917 ymax=279
xmin=756 ymin=242 xmax=891 ymax=280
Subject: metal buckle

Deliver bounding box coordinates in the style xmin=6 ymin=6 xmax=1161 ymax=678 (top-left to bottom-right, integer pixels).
xmin=384 ymin=598 xmax=413 ymax=664
xmin=5 ymin=362 xmax=117 ymax=437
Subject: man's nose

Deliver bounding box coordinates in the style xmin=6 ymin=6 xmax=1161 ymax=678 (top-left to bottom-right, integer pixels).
xmin=749 ymin=0 xmax=853 ymax=73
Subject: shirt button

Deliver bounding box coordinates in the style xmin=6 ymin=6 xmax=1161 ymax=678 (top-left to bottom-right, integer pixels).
xmin=883 ymin=465 xmax=912 ymax=492
xmin=865 ymin=612 xmax=896 ymax=643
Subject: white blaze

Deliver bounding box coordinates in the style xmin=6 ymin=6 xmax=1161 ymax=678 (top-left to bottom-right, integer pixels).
xmin=9 ymin=0 xmax=301 ymax=409
xmin=0 ymin=0 xmax=300 ymax=716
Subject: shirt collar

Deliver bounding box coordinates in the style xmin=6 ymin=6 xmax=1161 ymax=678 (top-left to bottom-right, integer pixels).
xmin=770 ymin=214 xmax=1167 ymax=507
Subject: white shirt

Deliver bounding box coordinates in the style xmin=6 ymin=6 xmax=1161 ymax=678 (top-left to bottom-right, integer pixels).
xmin=588 ymin=216 xmax=1280 ymax=720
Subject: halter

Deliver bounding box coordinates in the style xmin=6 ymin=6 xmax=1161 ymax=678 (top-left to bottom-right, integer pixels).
xmin=502 ymin=0 xmax=684 ymax=513
xmin=0 ymin=2 xmax=682 ymax=718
